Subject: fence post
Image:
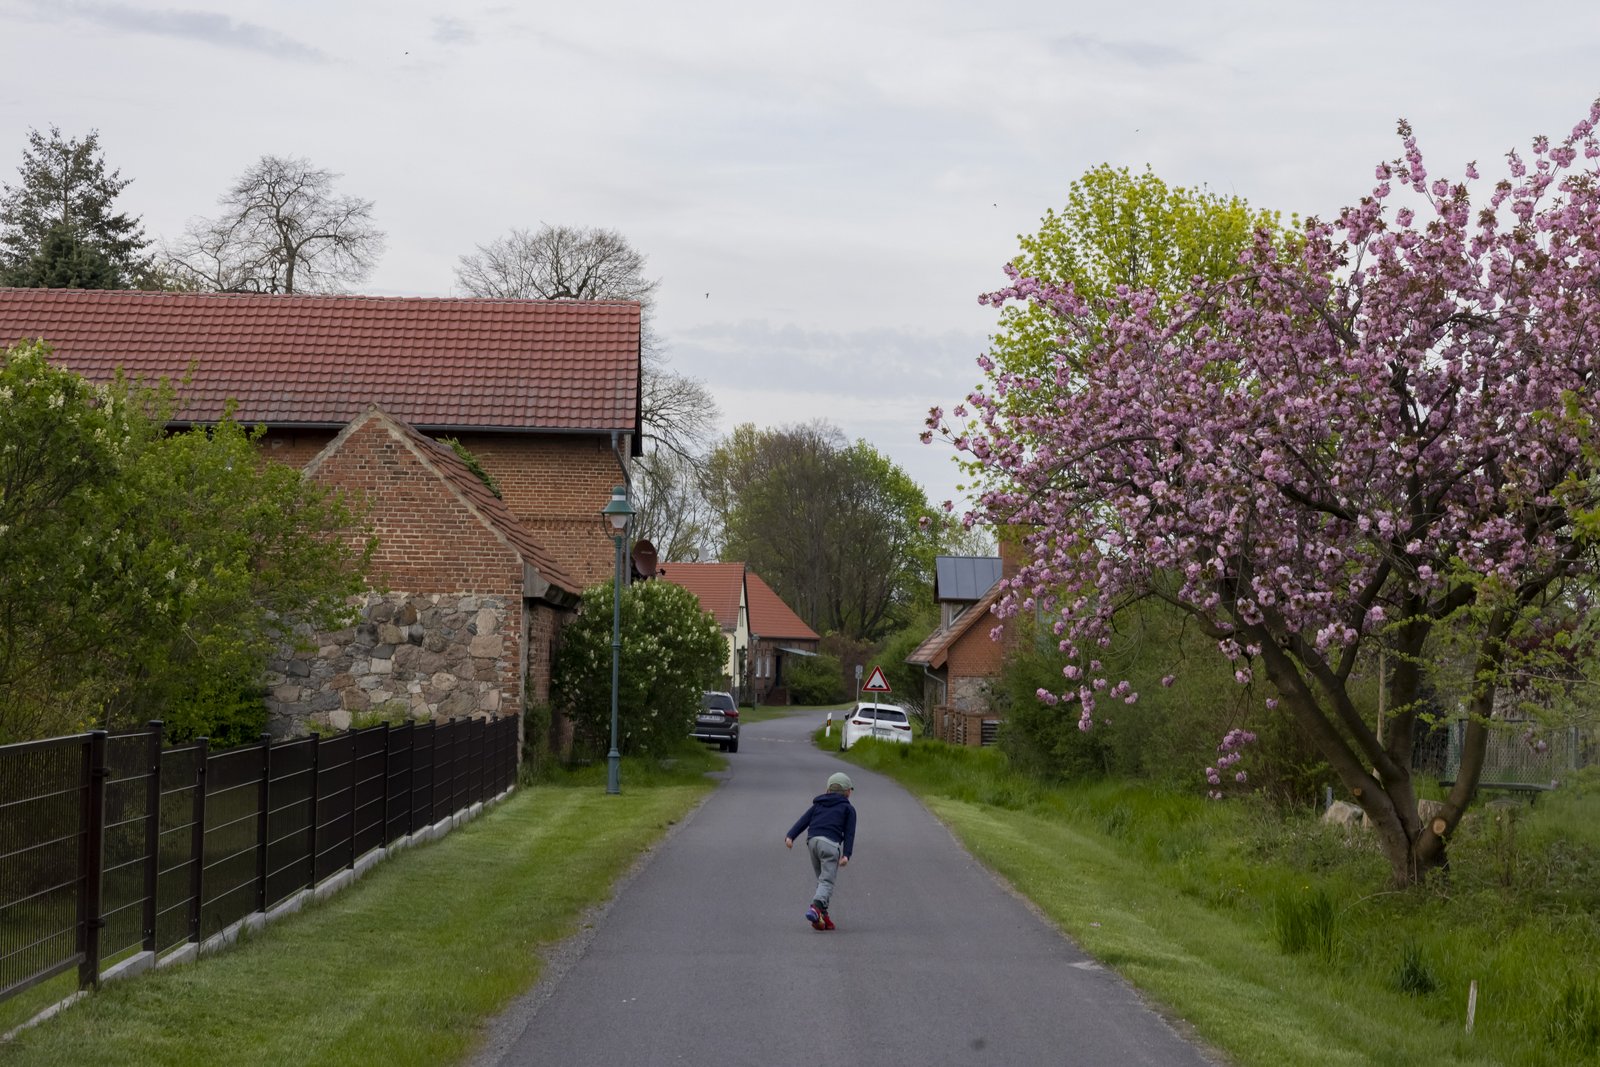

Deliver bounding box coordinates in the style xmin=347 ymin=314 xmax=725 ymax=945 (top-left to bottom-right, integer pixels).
xmin=403 ymin=721 xmax=416 ymax=838
xmin=256 ymin=732 xmax=272 ymax=913
xmin=378 ymin=722 xmax=391 ymax=847
xmin=306 ymin=733 xmax=321 ymax=890
xmin=347 ymin=731 xmax=358 ymax=872
xmin=142 ymin=720 xmax=164 ymax=954
xmin=187 ymin=737 xmax=210 ymax=944
xmin=77 ymin=730 xmax=109 ymax=989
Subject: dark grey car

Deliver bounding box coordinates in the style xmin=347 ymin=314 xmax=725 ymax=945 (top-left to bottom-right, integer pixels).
xmin=692 ymin=691 xmax=740 ymax=752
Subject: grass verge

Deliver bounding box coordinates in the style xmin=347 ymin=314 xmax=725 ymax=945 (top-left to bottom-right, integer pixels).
xmin=0 ymin=752 xmax=715 ymax=1066
xmin=840 ymin=738 xmax=1600 ymax=1067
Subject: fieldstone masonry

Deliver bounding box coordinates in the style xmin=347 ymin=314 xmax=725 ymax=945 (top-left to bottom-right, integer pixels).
xmin=267 ymin=592 xmax=516 ymax=737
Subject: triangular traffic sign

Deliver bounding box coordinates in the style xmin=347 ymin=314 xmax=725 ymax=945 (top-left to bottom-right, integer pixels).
xmin=862 ymin=665 xmax=892 ymax=693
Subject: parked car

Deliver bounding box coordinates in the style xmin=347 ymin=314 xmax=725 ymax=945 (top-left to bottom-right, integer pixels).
xmin=694 ymin=691 xmax=740 ymax=752
xmin=838 ymin=702 xmax=913 ymax=751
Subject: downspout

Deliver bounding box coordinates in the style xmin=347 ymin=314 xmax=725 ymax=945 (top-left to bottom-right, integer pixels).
xmin=610 ymin=430 xmax=631 ymax=496
xmin=923 ymin=665 xmax=947 ymax=741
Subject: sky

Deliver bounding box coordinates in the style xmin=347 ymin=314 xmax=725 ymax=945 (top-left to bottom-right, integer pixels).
xmin=3 ymin=1 xmax=1599 ymax=511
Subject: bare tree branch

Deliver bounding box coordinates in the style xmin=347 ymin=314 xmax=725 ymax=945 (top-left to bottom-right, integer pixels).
xmin=162 ymin=155 xmax=384 ymax=294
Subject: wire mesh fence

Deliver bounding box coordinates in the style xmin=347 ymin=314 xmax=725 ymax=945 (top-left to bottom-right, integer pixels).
xmin=0 ymin=716 xmax=516 ymax=1006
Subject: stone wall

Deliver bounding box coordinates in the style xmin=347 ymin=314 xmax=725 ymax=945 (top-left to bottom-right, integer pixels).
xmin=267 ymin=592 xmax=518 ymax=737
xmin=950 ymin=674 xmax=993 ymax=711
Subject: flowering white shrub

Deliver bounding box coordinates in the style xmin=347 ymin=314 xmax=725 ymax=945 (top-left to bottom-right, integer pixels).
xmin=553 ymin=578 xmax=726 ymax=756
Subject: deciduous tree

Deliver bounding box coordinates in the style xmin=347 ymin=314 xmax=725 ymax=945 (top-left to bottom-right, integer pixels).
xmin=930 ymin=102 xmax=1600 ymax=887
xmin=0 ymin=342 xmax=373 ymax=743
xmin=164 ymin=155 xmax=384 ymax=294
xmin=705 ymin=422 xmax=941 ymax=641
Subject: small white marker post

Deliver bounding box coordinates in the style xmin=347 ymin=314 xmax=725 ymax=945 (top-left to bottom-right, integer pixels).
xmin=825 ymin=712 xmax=832 ymax=738
xmin=1466 ymin=979 xmax=1478 ymax=1034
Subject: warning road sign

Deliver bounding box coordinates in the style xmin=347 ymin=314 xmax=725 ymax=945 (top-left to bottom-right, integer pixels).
xmin=862 ymin=666 xmax=891 ymax=693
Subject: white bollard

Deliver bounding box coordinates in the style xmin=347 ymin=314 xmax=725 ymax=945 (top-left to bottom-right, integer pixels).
xmin=825 ymin=712 xmax=832 ymax=738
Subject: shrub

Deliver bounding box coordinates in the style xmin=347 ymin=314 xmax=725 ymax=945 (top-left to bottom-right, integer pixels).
xmin=552 ymin=579 xmax=725 ymax=757
xmin=995 ymin=597 xmax=1328 ymax=803
xmin=786 ymin=652 xmax=845 ymax=704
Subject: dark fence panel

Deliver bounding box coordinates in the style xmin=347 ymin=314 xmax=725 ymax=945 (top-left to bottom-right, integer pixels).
xmin=199 ymin=746 xmax=265 ymax=940
xmin=351 ymin=727 xmax=387 ymax=860
xmin=0 ymin=735 xmax=90 ymax=1002
xmin=98 ymin=732 xmax=155 ymax=964
xmin=0 ymin=715 xmax=516 ymax=1006
xmin=264 ymin=738 xmax=314 ymax=911
xmin=411 ymin=724 xmax=436 ymax=831
xmin=313 ymin=734 xmax=354 ymax=884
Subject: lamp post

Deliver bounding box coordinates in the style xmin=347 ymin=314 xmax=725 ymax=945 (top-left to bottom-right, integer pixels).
xmin=602 ymin=485 xmax=635 ymax=795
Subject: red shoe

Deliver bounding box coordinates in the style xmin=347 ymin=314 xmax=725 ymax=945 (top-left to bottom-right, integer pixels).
xmin=805 ymin=905 xmax=825 ymax=930
xmin=821 ymin=913 xmax=835 ymax=930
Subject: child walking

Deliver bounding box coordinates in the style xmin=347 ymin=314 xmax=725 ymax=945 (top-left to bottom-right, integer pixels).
xmin=784 ymin=771 xmax=856 ymax=930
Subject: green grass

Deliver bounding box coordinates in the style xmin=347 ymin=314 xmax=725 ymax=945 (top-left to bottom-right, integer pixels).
xmin=0 ymin=752 xmax=715 ymax=1066
xmin=841 ymin=739 xmax=1600 ymax=1067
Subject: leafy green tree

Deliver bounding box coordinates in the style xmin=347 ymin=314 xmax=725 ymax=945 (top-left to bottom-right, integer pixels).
xmin=704 ymin=421 xmax=941 ymax=642
xmin=552 ymin=577 xmax=725 ymax=757
xmin=991 ymin=164 xmax=1290 ymax=377
xmin=0 ymin=341 xmax=373 ymax=743
xmin=0 ymin=126 xmax=153 ymax=288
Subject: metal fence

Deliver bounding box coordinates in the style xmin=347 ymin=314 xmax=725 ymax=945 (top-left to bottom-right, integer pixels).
xmin=1 ymin=716 xmax=517 ymax=1006
xmin=1412 ymin=718 xmax=1592 ymax=787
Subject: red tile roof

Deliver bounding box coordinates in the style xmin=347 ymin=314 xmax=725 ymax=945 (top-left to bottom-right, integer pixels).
xmin=0 ymin=288 xmax=640 ymax=433
xmin=907 ymin=582 xmax=1002 ymax=669
xmin=746 ymin=572 xmax=819 ymax=642
xmin=654 ymin=561 xmax=745 ymax=630
xmin=307 ymin=405 xmax=580 ymax=601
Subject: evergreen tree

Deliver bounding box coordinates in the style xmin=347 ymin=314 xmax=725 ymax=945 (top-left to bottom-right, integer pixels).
xmin=0 ymin=126 xmax=152 ymax=288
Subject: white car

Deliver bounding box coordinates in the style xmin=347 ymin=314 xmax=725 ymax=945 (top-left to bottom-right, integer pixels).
xmin=838 ymin=702 xmax=914 ymax=751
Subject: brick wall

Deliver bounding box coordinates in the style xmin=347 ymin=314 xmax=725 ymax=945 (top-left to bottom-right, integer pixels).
xmin=453 ymin=432 xmax=629 ymax=590
xmin=947 ymin=620 xmax=1005 ymax=681
xmin=261 ymin=429 xmax=337 ymax=469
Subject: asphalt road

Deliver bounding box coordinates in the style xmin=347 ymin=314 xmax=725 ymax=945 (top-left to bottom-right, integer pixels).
xmin=469 ymin=711 xmax=1221 ymax=1067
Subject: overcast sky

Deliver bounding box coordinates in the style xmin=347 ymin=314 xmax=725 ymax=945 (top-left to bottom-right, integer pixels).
xmin=4 ymin=1 xmax=1598 ymax=509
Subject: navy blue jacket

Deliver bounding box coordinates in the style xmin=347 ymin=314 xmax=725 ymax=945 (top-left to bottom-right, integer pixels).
xmin=787 ymin=792 xmax=856 ymax=859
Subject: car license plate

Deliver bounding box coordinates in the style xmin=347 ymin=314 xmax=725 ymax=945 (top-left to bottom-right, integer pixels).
xmin=697 ymin=714 xmax=721 ymax=725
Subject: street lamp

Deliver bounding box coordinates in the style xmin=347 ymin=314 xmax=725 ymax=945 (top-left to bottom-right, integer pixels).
xmin=602 ymin=484 xmax=635 ymax=794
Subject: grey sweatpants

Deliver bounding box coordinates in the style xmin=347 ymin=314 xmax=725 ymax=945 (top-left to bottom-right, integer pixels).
xmin=807 ymin=836 xmax=842 ymax=908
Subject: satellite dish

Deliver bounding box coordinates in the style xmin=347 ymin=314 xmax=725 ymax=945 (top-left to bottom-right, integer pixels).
xmin=632 ymin=538 xmax=659 ymax=579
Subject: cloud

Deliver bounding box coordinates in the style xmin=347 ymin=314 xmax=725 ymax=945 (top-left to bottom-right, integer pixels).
xmin=430 ymin=16 xmax=474 ymax=46
xmin=1045 ymin=32 xmax=1199 ymax=69
xmin=46 ymin=1 xmax=327 ymax=62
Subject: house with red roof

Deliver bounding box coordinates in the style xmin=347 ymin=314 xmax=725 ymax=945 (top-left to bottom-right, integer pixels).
xmin=0 ymin=288 xmax=640 ymax=589
xmin=655 ymin=562 xmax=821 ymax=705
xmin=907 ymin=554 xmax=1012 ymax=745
xmin=0 ymin=288 xmax=637 ymax=737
